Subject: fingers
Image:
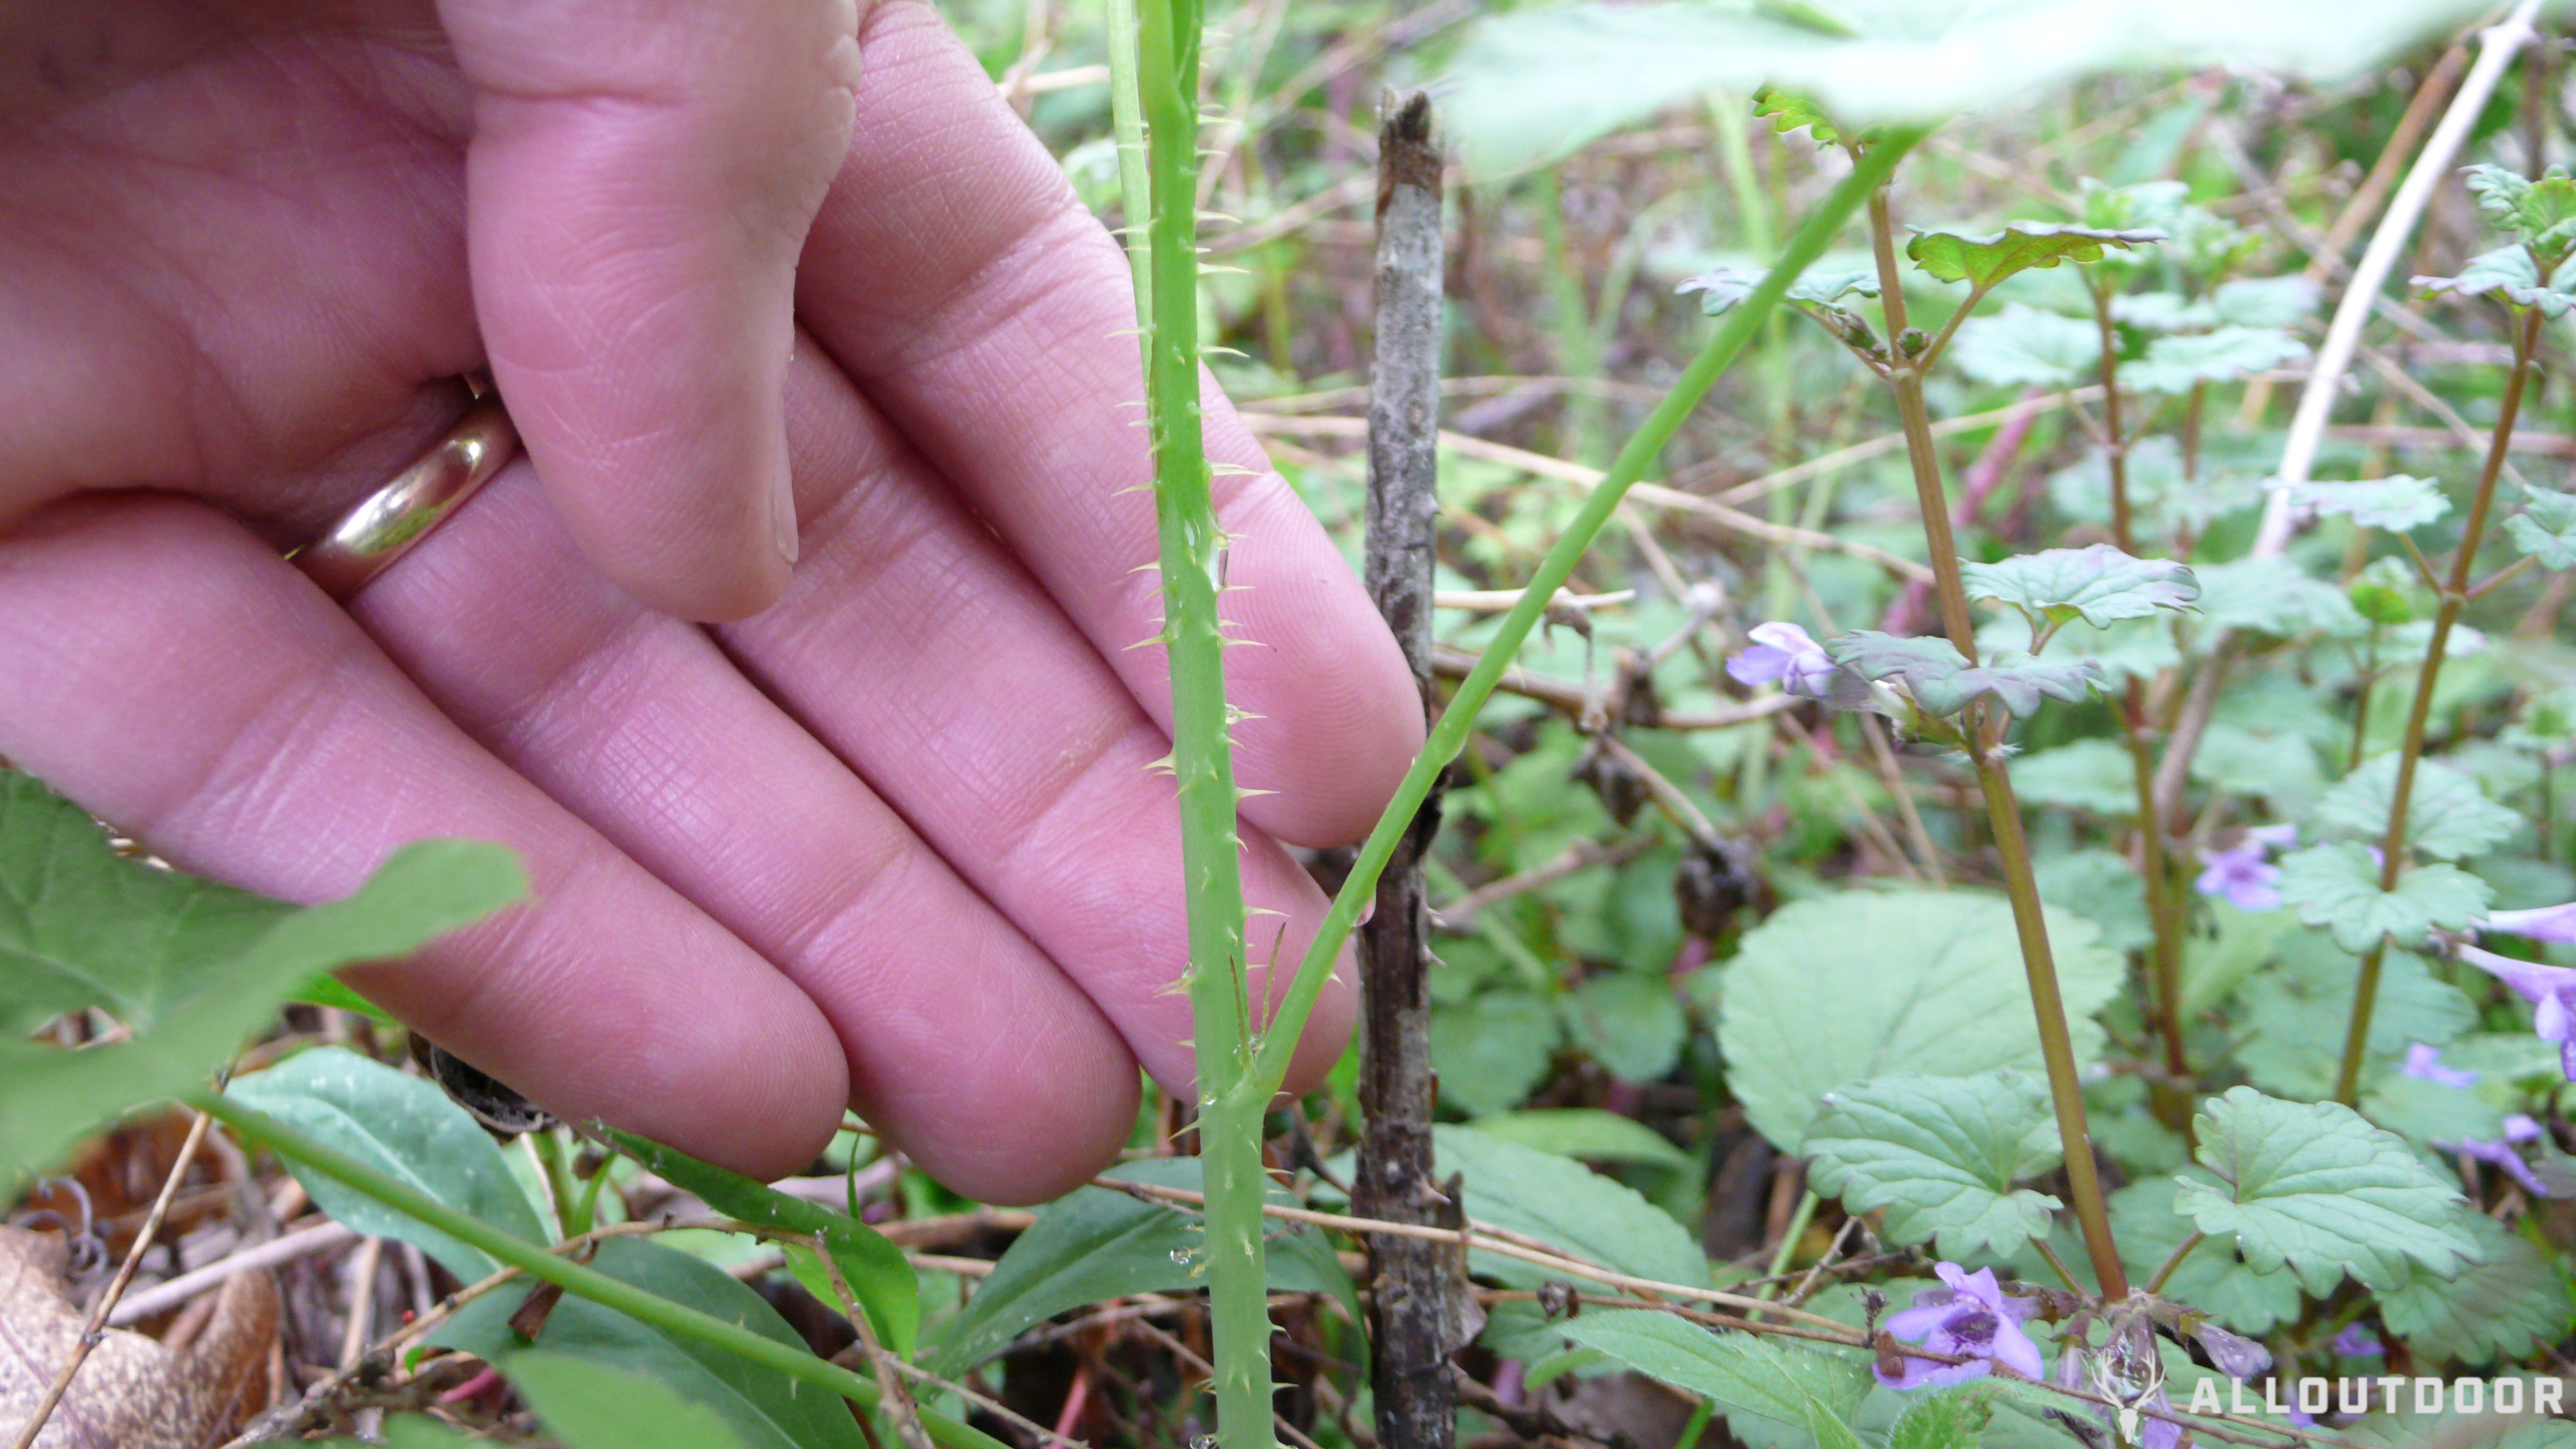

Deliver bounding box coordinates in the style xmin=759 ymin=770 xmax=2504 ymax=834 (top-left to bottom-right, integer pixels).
xmin=798 ymin=1 xmax=1426 ymax=847
xmin=435 ymin=0 xmax=864 ymax=621
xmin=716 ymin=338 xmax=1359 ymax=1101
xmin=0 ymin=497 xmax=850 ymax=1180
xmin=353 ymin=456 xmax=1142 ymax=1203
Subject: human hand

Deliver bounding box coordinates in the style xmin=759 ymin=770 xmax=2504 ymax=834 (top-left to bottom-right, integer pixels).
xmin=0 ymin=0 xmax=1422 ymax=1200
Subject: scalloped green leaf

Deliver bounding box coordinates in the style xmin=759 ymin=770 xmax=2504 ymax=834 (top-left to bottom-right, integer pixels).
xmin=1826 ymin=631 xmax=2101 ymax=717
xmin=2381 ymin=1215 xmax=2575 ymax=1367
xmin=2009 ymin=740 xmax=2137 ymax=815
xmin=2286 ymin=476 xmax=2450 ymax=531
xmin=1677 ymin=262 xmax=1880 ymax=317
xmin=2113 ymin=1175 xmax=2303 ymax=1333
xmin=2122 ymin=325 xmax=2308 ymax=393
xmin=2417 ymin=245 xmax=2576 ymax=318
xmin=1949 ymin=303 xmax=2102 ymax=387
xmin=1752 ymin=86 xmax=1839 ymax=145
xmin=2174 ymin=1087 xmax=2481 ymax=1295
xmin=1961 ymin=544 xmax=2199 ymax=629
xmin=1907 ymin=222 xmax=2163 ymax=290
xmin=2463 ymin=163 xmax=2576 ymax=257
xmin=1718 ymin=889 xmax=2122 ymax=1151
xmin=1804 ymin=1070 xmax=2063 ymax=1259
xmin=2275 ymin=843 xmax=2491 ymax=953
xmin=2191 ymin=556 xmax=2367 ymax=637
xmin=2316 ymin=755 xmax=2522 ymax=861
xmin=2505 ymin=484 xmax=2576 ymax=569
xmin=1559 ymin=1311 xmax=1869 ymax=1449
xmin=2236 ymin=932 xmax=2475 ymax=1100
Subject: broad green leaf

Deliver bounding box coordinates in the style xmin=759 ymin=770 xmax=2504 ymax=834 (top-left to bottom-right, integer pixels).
xmin=435 ymin=1238 xmax=867 ymax=1449
xmin=1441 ymin=0 xmax=2489 ymax=174
xmin=2286 ymin=476 xmax=2450 ymax=531
xmin=1961 ymin=545 xmax=2199 ymax=630
xmin=2192 ymin=556 xmax=2367 ymax=637
xmin=2122 ymin=325 xmax=2307 ymax=393
xmin=1 ymin=832 xmax=525 ymax=1190
xmin=1433 ymin=1125 xmax=1710 ymax=1289
xmin=2381 ymin=1215 xmax=2574 ymax=1366
xmin=2463 ymin=163 xmax=2576 ymax=256
xmin=2174 ymin=1086 xmax=2482 ymax=1295
xmin=1886 ymin=1387 xmax=1997 ymax=1449
xmin=1803 ymin=1070 xmax=2063 ymax=1259
xmin=2046 ymin=436 xmax=2269 ymax=537
xmin=2417 ymin=244 xmax=2576 ymax=317
xmin=2008 ymin=742 xmax=2134 ymax=815
xmin=1906 ymin=223 xmax=2164 ymax=290
xmin=2113 ymin=1176 xmax=2302 ymax=1333
xmin=1559 ymin=1311 xmax=1869 ymax=1449
xmin=346 ymin=1422 xmax=484 ymax=1448
xmin=2211 ymin=274 xmax=2322 ymax=328
xmin=2275 ymin=843 xmax=2490 ymax=953
xmin=604 ymin=1128 xmax=917 ymax=1358
xmin=0 ymin=770 xmax=293 ymax=1033
xmin=2191 ymin=726 xmax=2322 ymax=809
xmin=2036 ymin=848 xmax=2152 ymax=955
xmin=2360 ymin=1070 xmax=2505 ymax=1148
xmin=1950 ymin=303 xmax=2100 ymax=387
xmin=2316 ymin=755 xmax=2521 ymax=861
xmin=2445 ymin=1031 xmax=2573 ymax=1082
xmin=928 ymin=1154 xmax=1356 ymax=1373
xmin=507 ymin=1351 xmax=750 ymax=1449
xmin=1562 ymin=974 xmax=1686 ymax=1084
xmin=2505 ymin=484 xmax=2576 ymax=569
xmin=2236 ymin=932 xmax=2475 ymax=1100
xmin=1828 ymin=631 xmax=2101 ymax=717
xmin=1753 ymin=85 xmax=1838 ymax=144
xmin=1431 ymin=991 xmax=1560 ymax=1116
xmin=1678 ymin=262 xmax=1878 ymax=317
xmin=1719 ymin=889 xmax=2123 ymax=1150
xmin=2177 ymin=902 xmax=2291 ymax=1018
xmin=1467 ymin=1109 xmax=1693 ymax=1172
xmin=230 ymin=1046 xmax=547 ymax=1281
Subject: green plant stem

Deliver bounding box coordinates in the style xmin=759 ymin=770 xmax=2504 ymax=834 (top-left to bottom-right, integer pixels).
xmin=2144 ymin=1231 xmax=2206 ymax=1297
xmin=2332 ymin=304 xmax=2543 ymax=1106
xmin=2088 ymin=280 xmax=2192 ymax=1125
xmin=531 ymin=1128 xmax=580 ymax=1239
xmin=1127 ymin=0 xmax=1276 ymax=1439
xmin=1755 ymin=1189 xmax=1820 ymax=1304
xmin=194 ymin=1094 xmax=1009 ymax=1449
xmin=1863 ymin=174 xmax=2129 ymax=1301
xmin=1247 ymin=129 xmax=1927 ymax=1098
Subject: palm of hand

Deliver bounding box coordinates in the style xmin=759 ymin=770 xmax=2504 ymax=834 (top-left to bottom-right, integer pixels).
xmin=0 ymin=0 xmax=1419 ymax=1199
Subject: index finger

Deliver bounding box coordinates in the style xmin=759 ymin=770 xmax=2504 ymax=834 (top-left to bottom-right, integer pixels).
xmin=794 ymin=1 xmax=1424 ymax=849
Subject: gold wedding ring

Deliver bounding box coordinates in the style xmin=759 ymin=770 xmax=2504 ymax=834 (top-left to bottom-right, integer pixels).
xmin=291 ymin=390 xmax=519 ymax=601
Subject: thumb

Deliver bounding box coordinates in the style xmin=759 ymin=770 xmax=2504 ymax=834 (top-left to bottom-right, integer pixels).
xmin=436 ymin=0 xmax=863 ymax=620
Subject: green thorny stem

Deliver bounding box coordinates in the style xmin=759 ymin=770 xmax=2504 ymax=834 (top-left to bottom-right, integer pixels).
xmin=2088 ymin=276 xmax=2194 ymax=1127
xmin=1244 ymin=134 xmax=1927 ymax=1101
xmin=191 ymin=1094 xmax=1011 ymax=1449
xmin=2332 ymin=304 xmax=2545 ymax=1106
xmin=1120 ymin=0 xmax=1278 ymax=1440
xmin=1865 ymin=177 xmax=2130 ymax=1299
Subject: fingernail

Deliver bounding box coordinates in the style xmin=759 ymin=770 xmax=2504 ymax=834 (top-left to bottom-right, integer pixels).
xmin=773 ymin=463 xmax=801 ymax=567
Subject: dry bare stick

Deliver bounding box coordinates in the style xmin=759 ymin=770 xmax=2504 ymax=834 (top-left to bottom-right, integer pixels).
xmin=110 ymin=1220 xmax=357 ymax=1327
xmin=11 ymin=1109 xmax=213 ymax=1449
xmin=817 ymin=1234 xmax=932 ymax=1449
xmin=2156 ymin=0 xmax=2544 ymax=821
xmin=1356 ymin=88 xmax=1462 ymax=1449
xmin=1242 ymin=413 xmax=1936 ymax=582
xmin=1431 ymin=836 xmax=1649 ymax=931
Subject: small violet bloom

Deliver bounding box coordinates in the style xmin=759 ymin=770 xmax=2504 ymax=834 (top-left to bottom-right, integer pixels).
xmin=1875 ymin=1263 xmax=2045 ymax=1390
xmin=2194 ymin=825 xmax=2294 ymax=912
xmin=2401 ymin=1042 xmax=2478 ymax=1088
xmin=2197 ymin=1325 xmax=2272 ymax=1383
xmin=2479 ymin=900 xmax=2576 ymax=944
xmin=2455 ymin=943 xmax=2576 ymax=1081
xmin=2331 ymin=1323 xmax=2385 ymax=1358
xmin=1726 ymin=621 xmax=1841 ymax=699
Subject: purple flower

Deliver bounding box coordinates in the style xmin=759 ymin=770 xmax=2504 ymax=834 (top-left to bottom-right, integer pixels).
xmin=1875 ymin=1263 xmax=2045 ymax=1390
xmin=2442 ymin=1114 xmax=2555 ymax=1198
xmin=2197 ymin=1324 xmax=2272 ymax=1382
xmin=2332 ymin=1323 xmax=2385 ymax=1357
xmin=1726 ymin=621 xmax=1842 ymax=699
xmin=2195 ymin=839 xmax=2283 ymax=911
xmin=2480 ymin=901 xmax=2576 ymax=943
xmin=2401 ymin=1042 xmax=2478 ymax=1088
xmin=2455 ymin=944 xmax=2576 ymax=1079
